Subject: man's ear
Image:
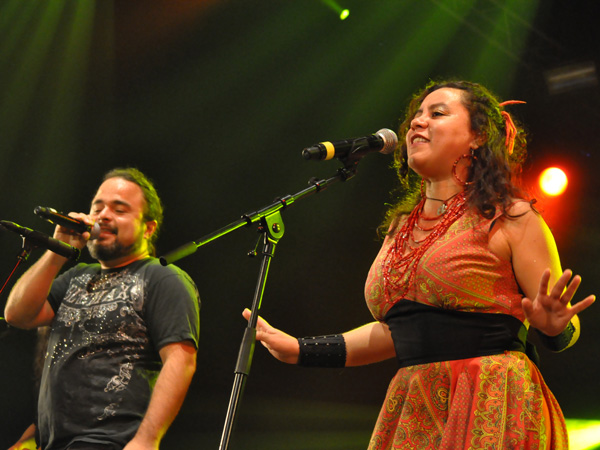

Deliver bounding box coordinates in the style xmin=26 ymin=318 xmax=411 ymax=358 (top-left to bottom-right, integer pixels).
xmin=144 ymin=220 xmax=158 ymax=240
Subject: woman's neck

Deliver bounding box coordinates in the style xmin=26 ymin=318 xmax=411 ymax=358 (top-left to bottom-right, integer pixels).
xmin=422 ymin=180 xmax=464 ymax=216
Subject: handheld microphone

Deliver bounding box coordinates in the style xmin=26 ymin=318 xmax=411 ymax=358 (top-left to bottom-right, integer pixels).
xmin=302 ymin=128 xmax=398 ymax=162
xmin=0 ymin=220 xmax=80 ymax=260
xmin=34 ymin=206 xmax=100 ymax=240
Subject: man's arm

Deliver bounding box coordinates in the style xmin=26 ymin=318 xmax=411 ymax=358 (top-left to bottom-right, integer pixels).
xmin=5 ymin=217 xmax=92 ymax=329
xmin=124 ymin=341 xmax=197 ymax=449
xmin=4 ymin=250 xmax=66 ymax=328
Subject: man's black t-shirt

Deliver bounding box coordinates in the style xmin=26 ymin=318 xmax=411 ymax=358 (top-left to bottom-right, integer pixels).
xmin=38 ymin=258 xmax=200 ymax=449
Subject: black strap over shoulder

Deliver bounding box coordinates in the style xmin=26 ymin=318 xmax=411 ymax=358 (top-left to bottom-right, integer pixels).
xmin=384 ymin=299 xmax=531 ymax=368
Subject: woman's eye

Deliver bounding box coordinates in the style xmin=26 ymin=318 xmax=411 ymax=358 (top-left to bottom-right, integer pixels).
xmin=432 ymin=111 xmax=445 ymax=117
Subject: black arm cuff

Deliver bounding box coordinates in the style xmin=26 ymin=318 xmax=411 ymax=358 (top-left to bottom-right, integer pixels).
xmin=536 ymin=321 xmax=575 ymax=352
xmin=297 ymin=334 xmax=346 ymax=368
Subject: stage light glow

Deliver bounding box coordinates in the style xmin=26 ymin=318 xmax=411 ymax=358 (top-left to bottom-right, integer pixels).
xmin=566 ymin=418 xmax=600 ymax=450
xmin=319 ymin=0 xmax=349 ymax=21
xmin=539 ymin=167 xmax=568 ymax=196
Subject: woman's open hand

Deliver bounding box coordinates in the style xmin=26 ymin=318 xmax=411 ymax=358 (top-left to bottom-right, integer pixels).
xmin=522 ymin=269 xmax=595 ymax=336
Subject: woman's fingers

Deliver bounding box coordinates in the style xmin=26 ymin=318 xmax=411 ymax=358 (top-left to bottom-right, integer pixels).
xmin=558 ymin=272 xmax=581 ymax=305
xmin=537 ymin=268 xmax=551 ymax=297
xmin=569 ymin=294 xmax=596 ymax=315
xmin=242 ymin=308 xmax=270 ymax=329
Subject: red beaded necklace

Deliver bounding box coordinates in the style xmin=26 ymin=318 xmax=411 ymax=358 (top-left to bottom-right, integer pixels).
xmin=382 ymin=191 xmax=468 ymax=303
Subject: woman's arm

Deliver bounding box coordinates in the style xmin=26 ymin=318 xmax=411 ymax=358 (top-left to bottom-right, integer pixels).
xmin=242 ymin=309 xmax=395 ymax=367
xmin=496 ymin=203 xmax=595 ymax=348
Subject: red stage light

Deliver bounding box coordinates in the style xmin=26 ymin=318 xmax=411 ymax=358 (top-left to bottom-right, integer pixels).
xmin=539 ymin=167 xmax=568 ymax=196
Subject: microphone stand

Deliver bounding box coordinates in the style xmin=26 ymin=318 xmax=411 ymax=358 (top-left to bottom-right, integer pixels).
xmin=159 ymin=166 xmax=356 ymax=266
xmin=0 ymin=234 xmax=39 ymax=299
xmin=158 ymin=165 xmax=358 ymax=450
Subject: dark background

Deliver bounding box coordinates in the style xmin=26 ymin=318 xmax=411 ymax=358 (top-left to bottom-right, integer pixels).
xmin=1 ymin=1 xmax=599 ymax=448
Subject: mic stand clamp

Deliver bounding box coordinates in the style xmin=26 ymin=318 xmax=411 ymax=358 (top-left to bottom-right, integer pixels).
xmin=18 ymin=237 xmax=36 ymax=262
xmin=338 ymin=158 xmax=359 ymax=180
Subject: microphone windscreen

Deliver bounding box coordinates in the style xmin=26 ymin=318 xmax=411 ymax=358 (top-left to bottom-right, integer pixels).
xmin=375 ymin=128 xmax=398 ymax=155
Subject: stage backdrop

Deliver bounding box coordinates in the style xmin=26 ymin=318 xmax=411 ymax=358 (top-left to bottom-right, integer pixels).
xmin=1 ymin=1 xmax=599 ymax=448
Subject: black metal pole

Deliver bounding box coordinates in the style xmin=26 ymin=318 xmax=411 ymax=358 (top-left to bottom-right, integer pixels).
xmin=218 ymin=212 xmax=283 ymax=450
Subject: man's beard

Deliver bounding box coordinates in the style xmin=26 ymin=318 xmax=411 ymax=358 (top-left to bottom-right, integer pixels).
xmin=87 ymin=231 xmax=145 ymax=262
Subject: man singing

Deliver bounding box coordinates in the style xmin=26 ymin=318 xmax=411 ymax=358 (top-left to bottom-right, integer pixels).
xmin=5 ymin=167 xmax=200 ymax=449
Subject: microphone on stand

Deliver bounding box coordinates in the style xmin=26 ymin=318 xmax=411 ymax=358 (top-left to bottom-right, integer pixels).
xmin=302 ymin=128 xmax=398 ymax=162
xmin=34 ymin=206 xmax=100 ymax=240
xmin=0 ymin=220 xmax=80 ymax=260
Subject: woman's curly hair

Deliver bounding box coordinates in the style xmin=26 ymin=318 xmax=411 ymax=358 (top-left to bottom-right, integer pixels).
xmin=381 ymin=80 xmax=528 ymax=234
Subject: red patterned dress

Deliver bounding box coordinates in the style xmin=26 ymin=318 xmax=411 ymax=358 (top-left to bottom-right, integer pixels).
xmin=364 ymin=207 xmax=568 ymax=450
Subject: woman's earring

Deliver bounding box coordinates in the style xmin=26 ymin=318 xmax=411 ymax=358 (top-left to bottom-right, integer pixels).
xmin=452 ymin=152 xmax=475 ymax=186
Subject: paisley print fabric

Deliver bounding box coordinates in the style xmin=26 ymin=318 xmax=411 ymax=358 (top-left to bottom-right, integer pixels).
xmin=364 ymin=208 xmax=568 ymax=449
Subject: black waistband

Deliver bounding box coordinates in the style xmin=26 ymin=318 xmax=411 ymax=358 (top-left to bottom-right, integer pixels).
xmin=384 ymin=299 xmax=529 ymax=368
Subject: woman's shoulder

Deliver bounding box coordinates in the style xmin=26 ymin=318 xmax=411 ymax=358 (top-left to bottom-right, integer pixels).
xmin=494 ymin=198 xmax=547 ymax=235
xmin=488 ymin=199 xmax=548 ymax=260
xmin=505 ymin=198 xmax=537 ymax=217
xmin=487 ymin=198 xmax=542 ymax=233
